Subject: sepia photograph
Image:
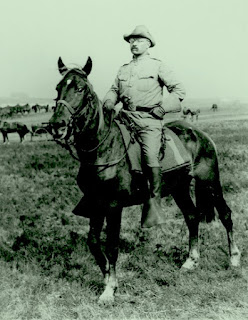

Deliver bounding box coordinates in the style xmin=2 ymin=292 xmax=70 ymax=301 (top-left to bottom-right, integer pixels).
xmin=0 ymin=0 xmax=247 ymax=319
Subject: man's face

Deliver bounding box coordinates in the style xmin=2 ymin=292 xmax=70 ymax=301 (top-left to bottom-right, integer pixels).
xmin=129 ymin=37 xmax=150 ymax=56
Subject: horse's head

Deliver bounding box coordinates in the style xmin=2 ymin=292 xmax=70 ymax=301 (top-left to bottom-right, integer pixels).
xmin=49 ymin=56 xmax=100 ymax=142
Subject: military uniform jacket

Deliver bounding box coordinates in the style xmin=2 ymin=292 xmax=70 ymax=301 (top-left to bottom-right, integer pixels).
xmin=103 ymin=53 xmax=186 ymax=110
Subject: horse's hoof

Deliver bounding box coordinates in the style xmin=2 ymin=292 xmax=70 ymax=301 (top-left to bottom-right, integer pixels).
xmin=181 ymin=249 xmax=199 ymax=271
xmin=230 ymin=250 xmax=241 ymax=268
xmin=98 ymin=293 xmax=115 ymax=305
xmin=181 ymin=257 xmax=199 ymax=271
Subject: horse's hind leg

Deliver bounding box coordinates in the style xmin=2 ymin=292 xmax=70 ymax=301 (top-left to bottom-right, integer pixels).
xmin=3 ymin=133 xmax=9 ymax=144
xmin=172 ymin=181 xmax=200 ymax=270
xmin=19 ymin=133 xmax=25 ymax=143
xmin=213 ymin=180 xmax=241 ymax=267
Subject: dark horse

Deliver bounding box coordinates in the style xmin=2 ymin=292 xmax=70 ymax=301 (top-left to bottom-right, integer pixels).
xmin=49 ymin=57 xmax=240 ymax=304
xmin=211 ymin=104 xmax=218 ymax=112
xmin=0 ymin=121 xmax=29 ymax=143
xmin=182 ymin=107 xmax=200 ymax=121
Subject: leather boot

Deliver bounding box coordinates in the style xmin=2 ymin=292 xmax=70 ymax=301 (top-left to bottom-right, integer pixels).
xmin=141 ymin=167 xmax=166 ymax=228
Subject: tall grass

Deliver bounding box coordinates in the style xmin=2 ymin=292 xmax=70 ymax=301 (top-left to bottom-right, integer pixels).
xmin=0 ymin=119 xmax=248 ymax=319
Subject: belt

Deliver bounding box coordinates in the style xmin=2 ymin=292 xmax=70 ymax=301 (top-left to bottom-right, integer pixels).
xmin=123 ymin=104 xmax=158 ymax=112
xmin=136 ymin=106 xmax=154 ymax=112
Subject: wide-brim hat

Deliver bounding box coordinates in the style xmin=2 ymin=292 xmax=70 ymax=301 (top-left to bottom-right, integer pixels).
xmin=123 ymin=25 xmax=155 ymax=47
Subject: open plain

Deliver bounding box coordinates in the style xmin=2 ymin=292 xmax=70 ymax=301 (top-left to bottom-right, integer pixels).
xmin=0 ymin=104 xmax=248 ymax=319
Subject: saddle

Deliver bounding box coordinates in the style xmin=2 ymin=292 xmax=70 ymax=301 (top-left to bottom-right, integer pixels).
xmin=72 ymin=115 xmax=191 ymax=218
xmin=115 ymin=116 xmax=191 ymax=174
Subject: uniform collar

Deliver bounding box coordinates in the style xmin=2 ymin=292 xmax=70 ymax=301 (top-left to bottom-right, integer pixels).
xmin=132 ymin=52 xmax=150 ymax=62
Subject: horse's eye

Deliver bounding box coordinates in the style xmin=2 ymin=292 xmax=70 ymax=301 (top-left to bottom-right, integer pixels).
xmin=77 ymin=87 xmax=84 ymax=93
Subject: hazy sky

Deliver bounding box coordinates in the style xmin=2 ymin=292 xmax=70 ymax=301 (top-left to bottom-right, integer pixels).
xmin=1 ymin=0 xmax=247 ymax=101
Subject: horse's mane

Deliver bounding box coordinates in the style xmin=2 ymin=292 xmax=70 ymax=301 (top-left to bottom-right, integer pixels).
xmin=88 ymin=83 xmax=104 ymax=132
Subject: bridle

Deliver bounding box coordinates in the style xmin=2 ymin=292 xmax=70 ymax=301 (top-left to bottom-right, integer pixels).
xmin=54 ymin=70 xmax=115 ymax=160
xmin=53 ymin=68 xmax=131 ymax=169
xmin=55 ymin=97 xmax=127 ymax=169
xmin=57 ymin=99 xmax=114 ymax=152
xmin=57 ymin=99 xmax=74 ymax=115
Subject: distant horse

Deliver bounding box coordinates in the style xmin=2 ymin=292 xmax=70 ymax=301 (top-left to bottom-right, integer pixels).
xmin=49 ymin=57 xmax=240 ymax=304
xmin=0 ymin=106 xmax=15 ymax=119
xmin=182 ymin=107 xmax=200 ymax=121
xmin=190 ymin=108 xmax=200 ymax=121
xmin=21 ymin=104 xmax=31 ymax=115
xmin=0 ymin=121 xmax=29 ymax=143
xmin=211 ymin=104 xmax=218 ymax=112
xmin=31 ymin=104 xmax=49 ymax=113
xmin=39 ymin=105 xmax=49 ymax=112
xmin=15 ymin=104 xmax=31 ymax=116
xmin=32 ymin=104 xmax=39 ymax=113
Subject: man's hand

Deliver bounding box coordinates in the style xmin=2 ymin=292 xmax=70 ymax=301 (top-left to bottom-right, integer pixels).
xmin=151 ymin=106 xmax=166 ymax=120
xmin=103 ymin=99 xmax=115 ymax=111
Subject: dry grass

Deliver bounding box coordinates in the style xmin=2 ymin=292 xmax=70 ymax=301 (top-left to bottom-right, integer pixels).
xmin=0 ymin=109 xmax=248 ymax=319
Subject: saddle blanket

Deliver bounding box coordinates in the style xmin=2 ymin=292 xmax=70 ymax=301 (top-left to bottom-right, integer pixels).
xmin=115 ymin=120 xmax=191 ymax=173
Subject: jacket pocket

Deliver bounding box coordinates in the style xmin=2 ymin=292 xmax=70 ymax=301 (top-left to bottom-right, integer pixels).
xmin=137 ymin=72 xmax=156 ymax=91
xmin=118 ymin=74 xmax=129 ymax=91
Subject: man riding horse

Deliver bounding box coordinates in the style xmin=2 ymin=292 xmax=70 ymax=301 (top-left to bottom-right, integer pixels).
xmin=50 ymin=50 xmax=240 ymax=304
xmin=103 ymin=25 xmax=186 ymax=227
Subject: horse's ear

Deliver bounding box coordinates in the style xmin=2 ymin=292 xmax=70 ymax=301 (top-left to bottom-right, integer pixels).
xmin=82 ymin=56 xmax=92 ymax=76
xmin=58 ymin=57 xmax=68 ymax=75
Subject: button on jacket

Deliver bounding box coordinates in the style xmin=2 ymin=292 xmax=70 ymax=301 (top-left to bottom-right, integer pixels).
xmin=103 ymin=53 xmax=186 ymax=111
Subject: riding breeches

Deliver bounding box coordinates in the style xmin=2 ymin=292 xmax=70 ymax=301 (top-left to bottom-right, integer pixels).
xmin=123 ymin=111 xmax=163 ymax=167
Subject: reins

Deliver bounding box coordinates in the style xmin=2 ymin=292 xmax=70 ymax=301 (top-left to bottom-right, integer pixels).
xmin=57 ymin=97 xmax=114 ymax=154
xmin=58 ymin=104 xmax=130 ymax=167
xmin=55 ymin=73 xmax=130 ymax=167
xmin=79 ymin=110 xmax=114 ymax=153
xmin=57 ymin=99 xmax=74 ymax=115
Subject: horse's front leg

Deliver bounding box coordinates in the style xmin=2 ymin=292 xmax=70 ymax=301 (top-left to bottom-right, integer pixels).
xmin=87 ymin=206 xmax=122 ymax=304
xmin=87 ymin=212 xmax=108 ymax=271
xmin=98 ymin=205 xmax=122 ymax=304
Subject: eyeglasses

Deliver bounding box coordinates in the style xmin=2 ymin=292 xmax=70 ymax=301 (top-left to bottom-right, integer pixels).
xmin=129 ymin=38 xmax=148 ymax=44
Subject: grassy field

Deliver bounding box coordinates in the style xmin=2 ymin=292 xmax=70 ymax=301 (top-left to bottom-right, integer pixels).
xmin=0 ymin=107 xmax=248 ymax=319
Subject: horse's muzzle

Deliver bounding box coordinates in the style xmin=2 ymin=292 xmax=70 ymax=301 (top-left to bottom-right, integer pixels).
xmin=50 ymin=121 xmax=68 ymax=140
